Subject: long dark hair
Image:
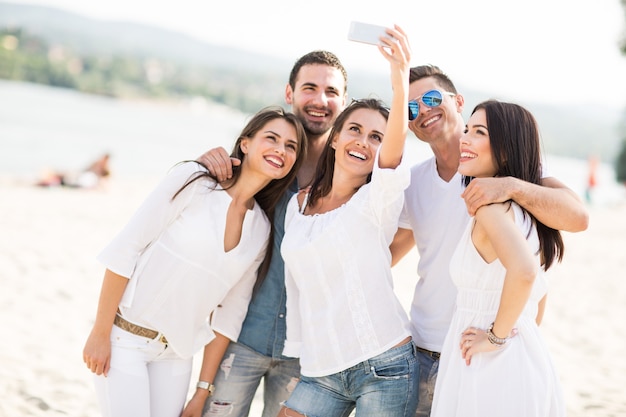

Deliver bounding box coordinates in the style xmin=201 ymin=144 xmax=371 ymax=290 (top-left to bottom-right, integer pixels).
xmin=173 ymin=106 xmax=307 ymax=284
xmin=463 ymin=100 xmax=564 ymax=270
xmin=308 ymin=98 xmax=389 ymax=207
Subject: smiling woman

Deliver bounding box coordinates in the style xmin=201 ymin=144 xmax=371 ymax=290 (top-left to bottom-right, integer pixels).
xmin=277 ymin=25 xmax=420 ymax=417
xmin=81 ymin=106 xmax=307 ymax=417
xmin=432 ymin=100 xmax=567 ymax=417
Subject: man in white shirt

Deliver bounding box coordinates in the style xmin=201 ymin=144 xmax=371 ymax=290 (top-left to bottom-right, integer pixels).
xmin=390 ymin=65 xmax=589 ymax=416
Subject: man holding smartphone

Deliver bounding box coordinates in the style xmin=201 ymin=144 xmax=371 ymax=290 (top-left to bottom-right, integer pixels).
xmin=390 ymin=64 xmax=589 ymax=416
xmin=186 ymin=50 xmax=348 ymax=417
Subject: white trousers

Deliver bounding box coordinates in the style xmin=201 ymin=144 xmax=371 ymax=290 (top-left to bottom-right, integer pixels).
xmin=93 ymin=325 xmax=193 ymax=417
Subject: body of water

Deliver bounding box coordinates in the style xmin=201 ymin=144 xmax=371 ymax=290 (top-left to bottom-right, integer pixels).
xmin=1 ymin=80 xmax=624 ymax=205
xmin=0 ymin=80 xmax=248 ymax=178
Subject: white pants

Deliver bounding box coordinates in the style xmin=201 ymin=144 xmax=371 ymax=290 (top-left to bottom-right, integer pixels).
xmin=93 ymin=325 xmax=193 ymax=417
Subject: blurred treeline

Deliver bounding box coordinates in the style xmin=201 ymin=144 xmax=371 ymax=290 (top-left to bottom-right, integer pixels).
xmin=0 ymin=27 xmax=284 ymax=114
xmin=614 ymin=0 xmax=626 ymax=183
xmin=1 ymin=1 xmax=625 ymax=178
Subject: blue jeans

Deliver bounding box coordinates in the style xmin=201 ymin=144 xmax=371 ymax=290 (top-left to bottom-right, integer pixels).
xmin=414 ymin=348 xmax=439 ymax=417
xmin=202 ymin=342 xmax=300 ymax=417
xmin=284 ymin=341 xmax=419 ymax=417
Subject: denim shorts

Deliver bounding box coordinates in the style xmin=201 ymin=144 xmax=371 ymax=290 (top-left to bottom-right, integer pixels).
xmin=284 ymin=340 xmax=419 ymax=417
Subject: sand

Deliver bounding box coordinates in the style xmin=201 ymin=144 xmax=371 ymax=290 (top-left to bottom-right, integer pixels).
xmin=1 ymin=175 xmax=625 ymax=417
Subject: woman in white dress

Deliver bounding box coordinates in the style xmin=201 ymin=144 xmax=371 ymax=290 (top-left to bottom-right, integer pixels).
xmin=431 ymin=100 xmax=566 ymax=417
xmin=82 ymin=107 xmax=307 ymax=417
xmin=277 ymin=26 xmax=419 ymax=417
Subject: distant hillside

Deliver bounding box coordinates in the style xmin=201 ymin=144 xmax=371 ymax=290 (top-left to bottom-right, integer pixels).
xmin=0 ymin=2 xmax=287 ymax=71
xmin=1 ymin=1 xmax=623 ymax=162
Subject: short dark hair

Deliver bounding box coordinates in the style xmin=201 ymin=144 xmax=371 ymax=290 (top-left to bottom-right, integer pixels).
xmin=409 ymin=64 xmax=458 ymax=94
xmin=288 ymin=50 xmax=348 ymax=93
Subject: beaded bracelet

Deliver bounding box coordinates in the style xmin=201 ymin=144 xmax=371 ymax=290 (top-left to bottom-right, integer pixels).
xmin=486 ymin=322 xmax=507 ymax=346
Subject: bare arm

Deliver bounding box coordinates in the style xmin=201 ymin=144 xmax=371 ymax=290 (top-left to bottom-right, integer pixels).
xmin=462 ymin=176 xmax=589 ymax=232
xmin=181 ymin=332 xmax=231 ymax=417
xmin=390 ymin=227 xmax=415 ymax=267
xmin=377 ymin=25 xmax=410 ymax=169
xmin=460 ymin=204 xmax=537 ymax=365
xmin=82 ymin=269 xmax=129 ymax=376
xmin=196 ymin=147 xmax=241 ymax=182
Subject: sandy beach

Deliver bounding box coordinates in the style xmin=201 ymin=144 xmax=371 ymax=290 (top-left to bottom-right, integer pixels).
xmin=1 ymin=175 xmax=625 ymax=417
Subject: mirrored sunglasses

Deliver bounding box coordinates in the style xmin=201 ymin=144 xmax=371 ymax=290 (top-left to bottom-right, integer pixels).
xmin=408 ymin=89 xmax=455 ymax=121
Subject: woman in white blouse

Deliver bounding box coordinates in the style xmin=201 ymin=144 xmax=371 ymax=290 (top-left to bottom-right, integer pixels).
xmin=82 ymin=107 xmax=307 ymax=417
xmin=278 ymin=26 xmax=419 ymax=417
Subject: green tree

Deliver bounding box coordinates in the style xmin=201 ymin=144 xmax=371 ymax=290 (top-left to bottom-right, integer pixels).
xmin=0 ymin=27 xmax=284 ymax=114
xmin=621 ymin=0 xmax=626 ymax=55
xmin=617 ymin=139 xmax=626 ymax=184
xmin=617 ymin=0 xmax=626 ymax=182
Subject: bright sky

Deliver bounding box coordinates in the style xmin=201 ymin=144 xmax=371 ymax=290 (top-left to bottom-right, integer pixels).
xmin=9 ymin=0 xmax=626 ymax=109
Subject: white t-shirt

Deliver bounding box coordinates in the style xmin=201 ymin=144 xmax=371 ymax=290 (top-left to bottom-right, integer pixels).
xmin=97 ymin=161 xmax=269 ymax=359
xmin=398 ymin=157 xmax=469 ymax=352
xmin=399 ymin=157 xmax=550 ymax=353
xmin=281 ymin=158 xmax=411 ymax=377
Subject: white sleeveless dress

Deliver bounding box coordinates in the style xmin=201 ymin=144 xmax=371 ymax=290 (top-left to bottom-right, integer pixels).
xmin=431 ymin=203 xmax=565 ymax=417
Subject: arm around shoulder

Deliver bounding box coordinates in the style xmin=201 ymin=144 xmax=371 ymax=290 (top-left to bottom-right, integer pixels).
xmin=524 ymin=176 xmax=588 ymax=232
xmin=463 ymin=176 xmax=589 ymax=232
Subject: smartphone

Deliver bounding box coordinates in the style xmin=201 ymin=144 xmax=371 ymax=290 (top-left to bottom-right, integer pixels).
xmin=347 ymin=21 xmax=391 ymax=46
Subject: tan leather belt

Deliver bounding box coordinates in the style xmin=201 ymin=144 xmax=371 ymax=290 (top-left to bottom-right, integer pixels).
xmin=114 ymin=314 xmax=168 ymax=344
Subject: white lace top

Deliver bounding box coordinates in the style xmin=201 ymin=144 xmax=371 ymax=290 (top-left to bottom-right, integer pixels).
xmin=281 ymin=155 xmax=411 ymax=377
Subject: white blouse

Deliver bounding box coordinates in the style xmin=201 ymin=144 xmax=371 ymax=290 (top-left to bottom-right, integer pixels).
xmin=97 ymin=161 xmax=269 ymax=359
xmin=281 ymin=157 xmax=411 ymax=377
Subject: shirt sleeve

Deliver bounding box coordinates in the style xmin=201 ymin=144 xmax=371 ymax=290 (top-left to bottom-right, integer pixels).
xmin=397 ymin=201 xmax=411 ymax=230
xmin=282 ymin=196 xmax=302 ymax=358
xmin=211 ymin=238 xmax=269 ymax=342
xmin=283 ymin=265 xmax=302 ymax=358
xmin=366 ymin=149 xmax=411 ymax=238
xmin=537 ymin=153 xmax=551 ymax=179
xmin=96 ymin=161 xmax=204 ymax=279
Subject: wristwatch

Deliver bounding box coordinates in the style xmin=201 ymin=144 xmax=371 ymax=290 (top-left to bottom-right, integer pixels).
xmin=196 ymin=380 xmax=215 ymax=396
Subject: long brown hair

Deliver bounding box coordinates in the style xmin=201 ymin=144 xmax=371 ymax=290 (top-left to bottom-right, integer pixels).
xmin=464 ymin=100 xmax=564 ymax=270
xmin=173 ymin=106 xmax=308 ymax=284
xmin=307 ymin=98 xmax=389 ymax=207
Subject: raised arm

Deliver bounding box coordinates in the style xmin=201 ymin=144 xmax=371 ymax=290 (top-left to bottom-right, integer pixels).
xmin=377 ymin=25 xmax=411 ymax=170
xmin=462 ymin=176 xmax=589 ymax=232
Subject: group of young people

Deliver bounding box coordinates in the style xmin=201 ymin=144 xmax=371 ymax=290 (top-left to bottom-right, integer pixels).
xmin=83 ymin=24 xmax=588 ymax=417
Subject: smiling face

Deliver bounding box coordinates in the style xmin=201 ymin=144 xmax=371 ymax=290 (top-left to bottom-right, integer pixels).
xmin=286 ymin=64 xmax=347 ymax=138
xmin=240 ymin=118 xmax=300 ymax=180
xmin=408 ymin=76 xmax=464 ymax=145
xmin=331 ymin=107 xmax=386 ymax=179
xmin=458 ymin=108 xmax=498 ymax=179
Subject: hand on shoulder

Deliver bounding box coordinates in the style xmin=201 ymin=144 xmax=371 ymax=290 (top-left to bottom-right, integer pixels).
xmin=462 ymin=177 xmax=516 ymax=216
